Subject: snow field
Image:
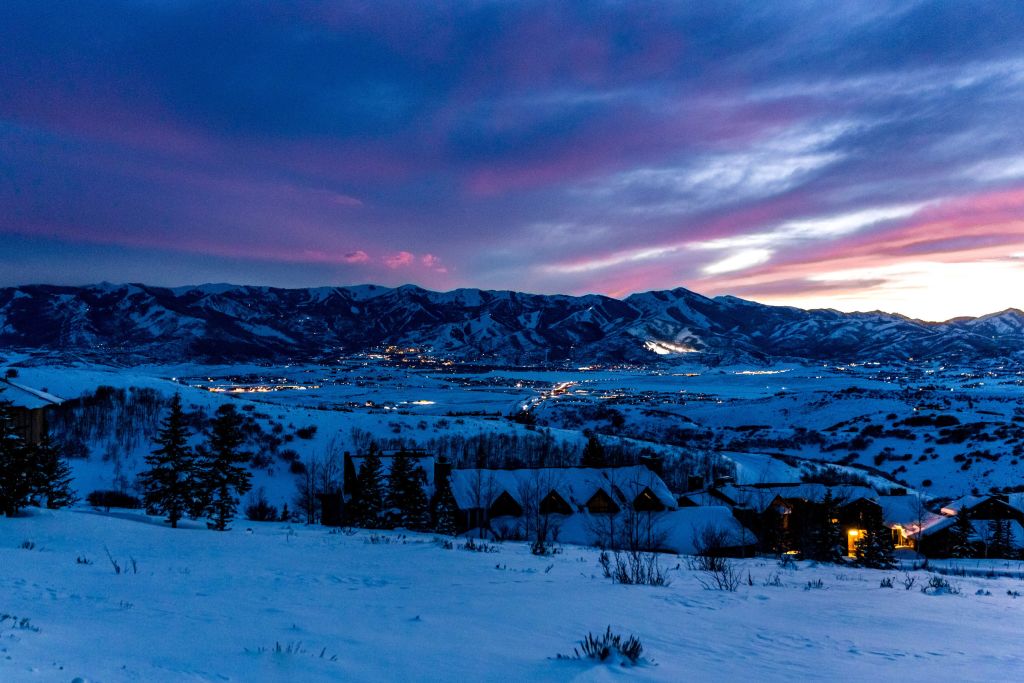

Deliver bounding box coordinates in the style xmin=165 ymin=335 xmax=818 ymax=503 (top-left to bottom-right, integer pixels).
xmin=2 ymin=509 xmax=1024 ymax=682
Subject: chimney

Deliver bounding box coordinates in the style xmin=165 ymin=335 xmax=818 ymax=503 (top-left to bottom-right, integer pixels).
xmin=434 ymin=456 xmax=453 ymax=488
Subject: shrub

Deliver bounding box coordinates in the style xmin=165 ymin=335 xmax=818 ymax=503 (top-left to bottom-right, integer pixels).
xmin=600 ymin=550 xmax=670 ymax=586
xmin=460 ymin=538 xmax=499 ymax=553
xmin=921 ymin=575 xmax=960 ymax=595
xmin=695 ymin=557 xmax=740 ymax=592
xmin=18 ymin=540 xmax=36 ymax=550
xmin=804 ymin=579 xmax=825 ymax=590
xmin=879 ymin=576 xmax=893 ymax=588
xmin=87 ymin=489 xmax=142 ymax=510
xmin=245 ymin=489 xmax=278 ymax=522
xmin=558 ymin=626 xmax=644 ymax=666
xmin=0 ymin=614 xmax=39 ymax=632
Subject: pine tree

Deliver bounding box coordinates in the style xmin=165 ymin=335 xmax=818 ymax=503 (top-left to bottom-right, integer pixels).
xmin=0 ymin=400 xmax=35 ymax=517
xmin=203 ymin=403 xmax=253 ymax=531
xmin=807 ymin=490 xmax=843 ymax=562
xmin=761 ymin=504 xmax=792 ymax=555
xmin=404 ymin=462 xmax=431 ymax=531
xmin=32 ymin=436 xmax=77 ymax=509
xmin=139 ymin=394 xmax=196 ymax=528
xmin=432 ymin=465 xmax=459 ymax=535
xmin=854 ymin=506 xmax=896 ymax=569
xmin=949 ymin=507 xmax=974 ymax=558
xmin=386 ymin=453 xmax=415 ymax=527
xmin=987 ymin=516 xmax=1013 ymax=558
xmin=350 ymin=446 xmax=385 ymax=528
xmin=580 ymin=434 xmax=606 ymax=468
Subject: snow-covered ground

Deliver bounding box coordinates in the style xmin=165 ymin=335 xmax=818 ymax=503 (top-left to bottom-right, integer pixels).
xmin=3 ymin=509 xmax=1023 ymax=682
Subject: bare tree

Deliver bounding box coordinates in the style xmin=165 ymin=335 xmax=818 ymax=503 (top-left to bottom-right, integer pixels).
xmin=295 ymin=454 xmax=321 ymax=524
xmin=468 ymin=469 xmax=498 ymax=539
xmin=516 ymin=469 xmax=565 ymax=555
xmin=318 ymin=438 xmax=344 ymax=496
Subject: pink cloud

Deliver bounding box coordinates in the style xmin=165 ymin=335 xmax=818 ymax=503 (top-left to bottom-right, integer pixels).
xmin=342 ymin=250 xmax=370 ymax=263
xmin=384 ymin=251 xmax=415 ymax=268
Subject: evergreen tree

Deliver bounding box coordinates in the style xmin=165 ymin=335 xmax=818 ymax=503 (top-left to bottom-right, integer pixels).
xmin=32 ymin=436 xmax=77 ymax=509
xmin=350 ymin=445 xmax=385 ymax=528
xmin=761 ymin=504 xmax=792 ymax=555
xmin=854 ymin=506 xmax=896 ymax=569
xmin=386 ymin=453 xmax=415 ymax=527
xmin=139 ymin=394 xmax=196 ymax=528
xmin=203 ymin=403 xmax=253 ymax=531
xmin=432 ymin=464 xmax=459 ymax=536
xmin=580 ymin=434 xmax=607 ymax=468
xmin=0 ymin=400 xmax=35 ymax=517
xmin=385 ymin=454 xmax=432 ymax=530
xmin=404 ymin=462 xmax=431 ymax=531
xmin=807 ymin=490 xmax=843 ymax=562
xmin=987 ymin=516 xmax=1013 ymax=558
xmin=949 ymin=507 xmax=974 ymax=558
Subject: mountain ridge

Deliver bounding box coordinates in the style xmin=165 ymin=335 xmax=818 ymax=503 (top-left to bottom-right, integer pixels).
xmin=0 ymin=282 xmax=1021 ymax=366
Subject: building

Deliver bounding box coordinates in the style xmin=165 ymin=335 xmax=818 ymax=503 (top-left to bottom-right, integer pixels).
xmin=914 ymin=493 xmax=1024 ymax=557
xmin=0 ymin=377 xmax=64 ymax=445
xmin=447 ymin=464 xmax=678 ymax=533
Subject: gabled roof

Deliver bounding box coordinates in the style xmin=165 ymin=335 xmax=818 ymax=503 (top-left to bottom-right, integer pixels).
xmin=917 ymin=516 xmax=1024 ymax=545
xmin=939 ymin=494 xmax=1023 ymax=517
xmin=939 ymin=495 xmax=989 ymax=516
xmin=448 ymin=465 xmax=676 ymax=513
xmin=714 ymin=483 xmax=878 ymax=513
xmin=0 ymin=379 xmax=65 ymax=410
xmin=678 ymin=491 xmax=723 ymax=507
xmin=878 ymin=494 xmax=936 ymax=527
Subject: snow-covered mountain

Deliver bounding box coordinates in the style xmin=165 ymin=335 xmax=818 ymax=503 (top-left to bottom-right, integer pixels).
xmin=1 ymin=282 xmax=1022 ymax=365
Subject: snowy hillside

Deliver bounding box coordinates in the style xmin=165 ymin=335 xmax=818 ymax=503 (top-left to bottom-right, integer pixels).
xmin=3 ymin=509 xmax=1024 ymax=682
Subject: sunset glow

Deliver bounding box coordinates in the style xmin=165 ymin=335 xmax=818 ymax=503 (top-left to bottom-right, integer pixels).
xmin=2 ymin=2 xmax=1023 ymax=320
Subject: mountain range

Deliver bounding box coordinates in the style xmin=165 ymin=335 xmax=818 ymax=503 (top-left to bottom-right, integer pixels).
xmin=1 ymin=282 xmax=1022 ymax=366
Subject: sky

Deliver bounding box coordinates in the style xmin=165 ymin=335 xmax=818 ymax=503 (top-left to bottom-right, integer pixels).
xmin=2 ymin=1 xmax=1024 ymax=321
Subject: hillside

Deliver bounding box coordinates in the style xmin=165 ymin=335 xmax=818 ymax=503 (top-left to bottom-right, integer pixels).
xmin=3 ymin=509 xmax=1024 ymax=682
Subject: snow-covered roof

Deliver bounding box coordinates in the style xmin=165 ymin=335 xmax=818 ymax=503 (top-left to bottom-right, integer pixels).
xmin=939 ymin=495 xmax=988 ymax=516
xmin=555 ymin=506 xmax=756 ymax=555
xmin=878 ymin=494 xmax=936 ymax=527
xmin=918 ymin=517 xmax=1024 ymax=547
xmin=714 ymin=483 xmax=877 ymax=512
xmin=448 ymin=465 xmax=676 ymax=513
xmin=939 ymin=494 xmax=1024 ymax=517
xmin=0 ymin=379 xmax=65 ymax=410
xmin=679 ymin=491 xmax=724 ymax=507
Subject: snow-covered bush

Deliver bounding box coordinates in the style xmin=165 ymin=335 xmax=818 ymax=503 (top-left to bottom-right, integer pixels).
xmin=558 ymin=626 xmax=644 ymax=666
xmin=921 ymin=575 xmax=960 ymax=595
